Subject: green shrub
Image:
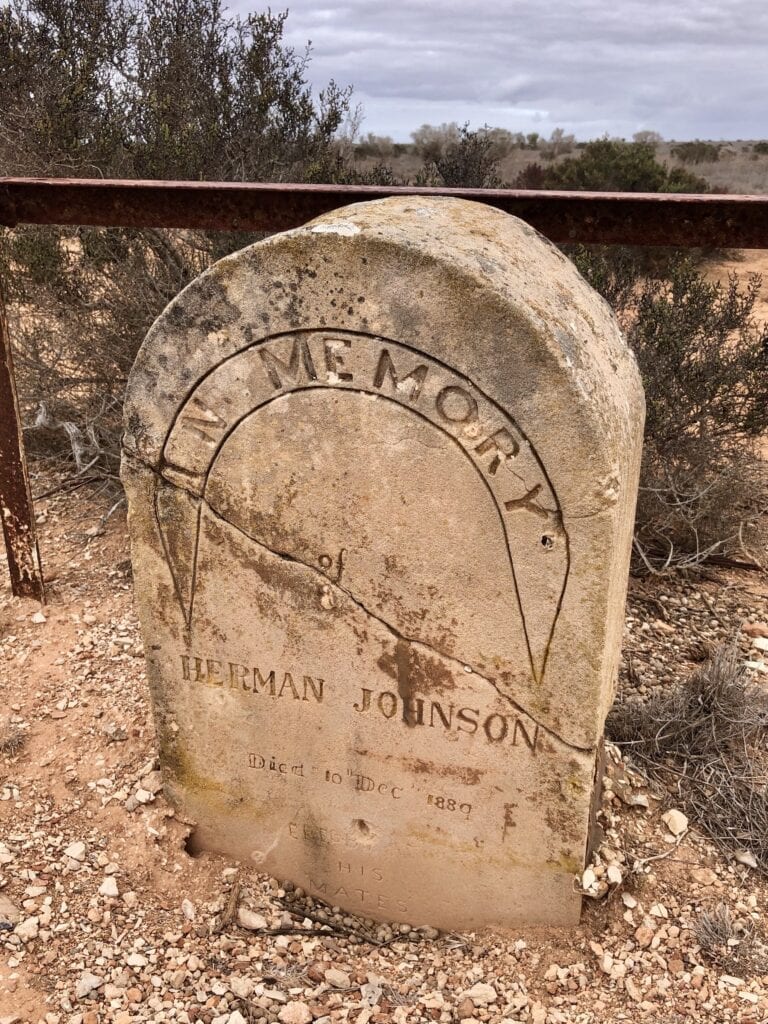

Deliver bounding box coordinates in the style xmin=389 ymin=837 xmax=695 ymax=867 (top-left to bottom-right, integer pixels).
xmin=542 ymin=139 xmax=709 ymax=193
xmin=1 ymin=0 xmax=355 ymax=476
xmin=431 ymin=124 xmax=502 ymax=188
xmin=573 ymin=246 xmax=768 ymax=566
xmin=671 ymin=140 xmax=721 ymax=164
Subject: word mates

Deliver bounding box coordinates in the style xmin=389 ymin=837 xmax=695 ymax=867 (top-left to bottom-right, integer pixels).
xmin=306 ymin=876 xmax=408 ymax=916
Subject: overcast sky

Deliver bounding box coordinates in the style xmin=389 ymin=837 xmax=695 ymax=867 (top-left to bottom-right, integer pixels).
xmin=234 ymin=0 xmax=768 ymax=142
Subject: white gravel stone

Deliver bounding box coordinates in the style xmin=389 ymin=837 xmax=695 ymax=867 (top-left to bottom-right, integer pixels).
xmin=229 ymin=976 xmax=254 ymax=998
xmin=14 ymin=916 xmax=39 ymax=941
xmin=735 ymin=849 xmax=758 ymax=868
xmin=461 ymin=983 xmax=498 ymax=1006
xmin=98 ymin=876 xmax=119 ymax=897
xmin=237 ymin=907 xmax=267 ymax=930
xmin=75 ymin=972 xmax=104 ymax=1000
xmin=277 ymin=1001 xmax=312 ymax=1024
xmin=324 ymin=968 xmax=351 ymax=988
xmin=63 ymin=841 xmax=86 ymax=861
xmin=661 ymin=809 xmax=688 ymax=836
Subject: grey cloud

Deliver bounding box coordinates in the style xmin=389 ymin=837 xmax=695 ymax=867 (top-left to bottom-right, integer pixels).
xmin=233 ymin=0 xmax=768 ymax=139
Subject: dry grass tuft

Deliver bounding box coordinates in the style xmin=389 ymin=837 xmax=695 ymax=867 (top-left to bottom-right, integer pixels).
xmin=0 ymin=724 xmax=26 ymax=757
xmin=608 ymin=646 xmax=768 ymax=868
xmin=694 ymin=903 xmax=766 ymax=973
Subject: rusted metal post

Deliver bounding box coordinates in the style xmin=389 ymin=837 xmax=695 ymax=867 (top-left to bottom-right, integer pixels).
xmin=0 ymin=276 xmax=44 ymax=601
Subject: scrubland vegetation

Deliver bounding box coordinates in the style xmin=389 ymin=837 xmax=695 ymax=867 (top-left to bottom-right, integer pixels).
xmin=1 ymin=0 xmax=767 ymax=573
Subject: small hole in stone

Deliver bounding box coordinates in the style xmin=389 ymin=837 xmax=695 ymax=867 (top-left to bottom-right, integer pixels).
xmin=541 ymin=534 xmax=555 ymax=550
xmin=353 ymin=818 xmax=370 ymax=836
xmin=184 ymin=829 xmax=204 ymax=859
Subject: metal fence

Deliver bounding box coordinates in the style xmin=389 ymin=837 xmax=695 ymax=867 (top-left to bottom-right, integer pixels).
xmin=3 ymin=177 xmax=768 ymax=602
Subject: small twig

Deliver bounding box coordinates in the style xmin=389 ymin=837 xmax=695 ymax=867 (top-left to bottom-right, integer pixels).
xmin=212 ymin=869 xmax=241 ymax=935
xmin=33 ymin=475 xmax=102 ymax=500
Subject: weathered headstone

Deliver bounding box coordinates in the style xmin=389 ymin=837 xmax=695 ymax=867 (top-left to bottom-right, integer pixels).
xmin=122 ymin=197 xmax=644 ymax=929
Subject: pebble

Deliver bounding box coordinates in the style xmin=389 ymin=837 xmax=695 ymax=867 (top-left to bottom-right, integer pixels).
xmin=581 ymin=867 xmax=597 ymax=889
xmin=15 ymin=916 xmax=39 ymax=941
xmin=692 ymin=867 xmax=718 ymax=885
xmin=64 ymin=841 xmax=86 ymax=862
xmin=456 ymin=997 xmax=476 ymax=1018
xmin=0 ymin=894 xmax=21 ymax=924
xmin=461 ymin=983 xmax=497 ymax=1006
xmin=237 ymin=907 xmax=268 ymax=930
xmin=277 ymin=1002 xmax=312 ymax=1024
xmin=324 ymin=968 xmax=351 ymax=988
xmin=98 ymin=876 xmax=119 ymax=897
xmin=75 ymin=972 xmax=104 ymax=1000
xmin=230 ymin=977 xmax=254 ymax=998
xmin=734 ymin=849 xmax=758 ymax=868
xmin=661 ymin=809 xmax=688 ymax=836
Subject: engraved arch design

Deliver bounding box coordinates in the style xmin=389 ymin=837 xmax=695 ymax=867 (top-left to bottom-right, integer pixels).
xmin=153 ymin=329 xmax=570 ymax=686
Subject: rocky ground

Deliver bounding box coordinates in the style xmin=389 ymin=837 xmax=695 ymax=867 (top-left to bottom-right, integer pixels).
xmin=1 ymin=476 xmax=768 ymax=1024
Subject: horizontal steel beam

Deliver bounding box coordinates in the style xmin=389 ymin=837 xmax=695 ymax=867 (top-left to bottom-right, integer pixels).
xmin=2 ymin=177 xmax=768 ymax=247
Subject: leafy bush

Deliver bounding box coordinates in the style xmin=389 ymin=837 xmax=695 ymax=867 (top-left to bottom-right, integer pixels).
xmin=753 ymin=141 xmax=768 ymax=155
xmin=543 ymin=139 xmax=709 ymax=193
xmin=671 ymin=140 xmax=721 ymax=164
xmin=573 ymin=246 xmax=768 ymax=565
xmin=1 ymin=0 xmax=355 ymax=476
xmin=409 ymin=122 xmax=461 ymax=163
xmin=430 ymin=124 xmax=502 ymax=189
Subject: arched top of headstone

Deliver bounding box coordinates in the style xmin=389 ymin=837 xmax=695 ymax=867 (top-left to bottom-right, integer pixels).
xmin=124 ymin=197 xmax=643 ymax=522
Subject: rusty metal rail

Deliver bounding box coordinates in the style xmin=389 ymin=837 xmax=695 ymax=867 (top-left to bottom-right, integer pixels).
xmin=4 ymin=178 xmax=768 ymax=246
xmin=2 ymin=177 xmax=768 ymax=601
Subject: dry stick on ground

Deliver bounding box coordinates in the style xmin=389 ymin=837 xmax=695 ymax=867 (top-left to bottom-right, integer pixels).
xmin=212 ymin=868 xmax=242 ymax=935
